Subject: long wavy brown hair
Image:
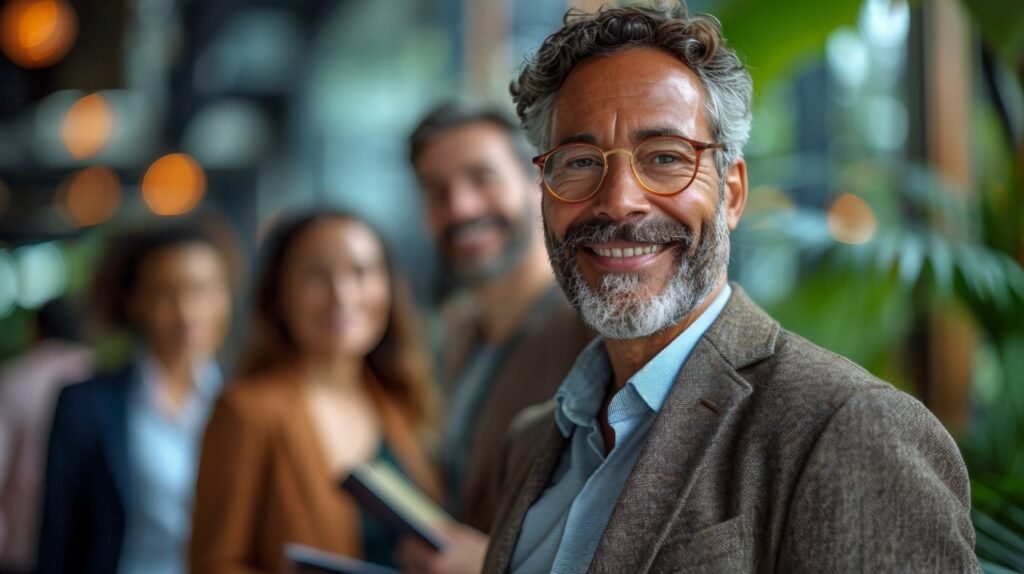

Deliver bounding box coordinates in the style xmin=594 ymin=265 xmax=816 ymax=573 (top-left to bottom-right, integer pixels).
xmin=236 ymin=209 xmax=436 ymax=428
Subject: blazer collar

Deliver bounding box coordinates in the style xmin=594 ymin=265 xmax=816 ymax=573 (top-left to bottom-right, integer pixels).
xmin=439 ymin=295 xmax=482 ymax=395
xmin=701 ymin=283 xmax=779 ymax=371
xmin=588 ymin=285 xmax=778 ymax=572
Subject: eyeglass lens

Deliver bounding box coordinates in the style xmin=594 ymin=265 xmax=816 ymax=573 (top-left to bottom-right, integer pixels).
xmin=542 ymin=137 xmax=699 ymax=200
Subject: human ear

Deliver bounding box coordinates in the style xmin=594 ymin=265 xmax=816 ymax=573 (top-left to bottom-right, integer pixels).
xmin=722 ymin=158 xmax=748 ymax=230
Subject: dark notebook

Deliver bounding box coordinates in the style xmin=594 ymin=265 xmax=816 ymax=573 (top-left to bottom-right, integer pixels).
xmin=285 ymin=543 xmax=401 ymax=574
xmin=338 ymin=460 xmax=449 ymax=551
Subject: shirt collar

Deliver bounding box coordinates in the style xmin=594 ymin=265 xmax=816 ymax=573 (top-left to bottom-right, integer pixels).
xmin=136 ymin=351 xmax=223 ymax=410
xmin=554 ymin=284 xmax=733 ymax=437
xmin=554 ymin=337 xmax=611 ymax=435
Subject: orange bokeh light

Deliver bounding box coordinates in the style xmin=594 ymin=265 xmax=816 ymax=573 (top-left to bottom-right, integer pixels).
xmin=142 ymin=153 xmax=207 ymax=216
xmin=57 ymin=166 xmax=122 ymax=227
xmin=0 ymin=0 xmax=77 ymax=69
xmin=827 ymin=192 xmax=878 ymax=245
xmin=62 ymin=93 xmax=114 ymax=160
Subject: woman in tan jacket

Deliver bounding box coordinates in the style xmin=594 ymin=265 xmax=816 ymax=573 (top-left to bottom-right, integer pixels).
xmin=190 ymin=210 xmax=440 ymax=573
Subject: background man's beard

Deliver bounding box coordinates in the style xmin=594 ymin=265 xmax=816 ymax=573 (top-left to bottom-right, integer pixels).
xmin=444 ymin=206 xmax=534 ymax=288
xmin=544 ymin=206 xmax=730 ymax=340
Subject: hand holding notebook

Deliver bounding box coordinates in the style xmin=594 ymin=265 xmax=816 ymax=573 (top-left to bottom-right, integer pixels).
xmin=338 ymin=459 xmax=451 ymax=551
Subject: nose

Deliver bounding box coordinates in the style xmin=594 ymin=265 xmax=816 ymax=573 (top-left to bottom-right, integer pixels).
xmin=445 ymin=180 xmax=487 ymax=223
xmin=173 ymin=291 xmax=199 ymax=324
xmin=590 ymin=153 xmax=651 ymax=221
xmin=329 ymin=272 xmax=360 ymax=308
xmin=170 ymin=291 xmax=204 ymax=340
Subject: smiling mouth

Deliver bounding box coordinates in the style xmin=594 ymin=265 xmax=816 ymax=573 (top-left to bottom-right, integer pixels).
xmin=588 ymin=243 xmax=667 ymax=258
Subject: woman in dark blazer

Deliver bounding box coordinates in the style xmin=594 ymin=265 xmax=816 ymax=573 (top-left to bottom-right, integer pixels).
xmin=37 ymin=219 xmax=236 ymax=574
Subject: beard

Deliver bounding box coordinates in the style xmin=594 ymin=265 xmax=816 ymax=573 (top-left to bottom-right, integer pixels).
xmin=543 ymin=204 xmax=730 ymax=340
xmin=442 ymin=204 xmax=534 ymax=287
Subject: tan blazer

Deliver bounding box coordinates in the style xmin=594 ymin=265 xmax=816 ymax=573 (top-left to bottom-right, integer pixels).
xmin=440 ymin=288 xmax=593 ymax=532
xmin=484 ymin=286 xmax=980 ymax=573
xmin=190 ymin=371 xmax=440 ymax=574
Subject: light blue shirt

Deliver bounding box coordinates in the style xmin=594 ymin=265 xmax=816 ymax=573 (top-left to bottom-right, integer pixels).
xmin=118 ymin=355 xmax=222 ymax=574
xmin=510 ymin=285 xmax=732 ymax=574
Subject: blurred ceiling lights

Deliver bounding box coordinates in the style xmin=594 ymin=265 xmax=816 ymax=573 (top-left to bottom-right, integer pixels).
xmin=193 ymin=9 xmax=302 ymax=95
xmin=183 ymin=99 xmax=272 ymax=168
xmin=827 ymin=192 xmax=878 ymax=245
xmin=141 ymin=153 xmax=206 ymax=216
xmin=56 ymin=166 xmax=122 ymax=227
xmin=0 ymin=0 xmax=77 ymax=69
xmin=62 ymin=93 xmax=114 ymax=160
xmin=12 ymin=242 xmax=66 ymax=309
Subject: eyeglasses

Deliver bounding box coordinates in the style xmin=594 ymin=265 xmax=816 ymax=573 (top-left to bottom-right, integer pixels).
xmin=532 ymin=136 xmax=726 ymax=203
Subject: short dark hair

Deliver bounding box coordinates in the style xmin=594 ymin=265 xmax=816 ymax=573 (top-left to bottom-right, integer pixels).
xmin=408 ymin=99 xmax=535 ymax=169
xmin=90 ymin=214 xmax=241 ymax=329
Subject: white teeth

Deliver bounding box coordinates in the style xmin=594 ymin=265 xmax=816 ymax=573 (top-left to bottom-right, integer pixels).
xmin=592 ymin=245 xmax=662 ymax=258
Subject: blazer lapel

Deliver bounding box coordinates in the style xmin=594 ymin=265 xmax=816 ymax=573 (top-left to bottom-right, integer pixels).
xmin=490 ymin=418 xmax=566 ymax=574
xmin=97 ymin=370 xmax=133 ymax=506
xmin=589 ymin=286 xmax=778 ymax=573
xmin=440 ymin=300 xmax=482 ymax=396
xmin=589 ymin=340 xmax=751 ymax=573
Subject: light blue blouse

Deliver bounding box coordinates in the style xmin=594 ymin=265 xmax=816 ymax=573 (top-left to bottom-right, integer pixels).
xmin=117 ymin=355 xmax=221 ymax=574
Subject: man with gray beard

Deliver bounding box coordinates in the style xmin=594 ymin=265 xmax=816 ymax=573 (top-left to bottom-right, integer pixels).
xmin=484 ymin=3 xmax=979 ymax=573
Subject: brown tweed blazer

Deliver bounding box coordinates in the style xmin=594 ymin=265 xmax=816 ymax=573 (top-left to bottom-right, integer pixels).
xmin=190 ymin=371 xmax=441 ymax=574
xmin=483 ymin=286 xmax=980 ymax=573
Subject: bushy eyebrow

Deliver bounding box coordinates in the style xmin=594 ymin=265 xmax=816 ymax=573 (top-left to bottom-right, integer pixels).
xmin=554 ymin=126 xmax=692 ymax=147
xmin=633 ymin=127 xmax=689 ymax=140
xmin=555 ymin=133 xmax=599 ymax=146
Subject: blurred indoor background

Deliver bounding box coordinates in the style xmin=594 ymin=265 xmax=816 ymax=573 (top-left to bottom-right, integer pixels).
xmin=0 ymin=0 xmax=1021 ymax=570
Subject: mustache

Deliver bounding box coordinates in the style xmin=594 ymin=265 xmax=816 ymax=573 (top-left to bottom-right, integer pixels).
xmin=558 ymin=217 xmax=696 ymax=251
xmin=442 ymin=215 xmax=509 ymax=245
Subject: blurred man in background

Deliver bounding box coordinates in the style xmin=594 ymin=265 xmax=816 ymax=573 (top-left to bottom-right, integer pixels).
xmin=398 ymin=101 xmax=592 ymax=573
xmin=0 ymin=298 xmax=95 ymax=574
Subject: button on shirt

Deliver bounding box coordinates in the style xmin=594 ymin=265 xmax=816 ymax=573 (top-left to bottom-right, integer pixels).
xmin=118 ymin=355 xmax=222 ymax=574
xmin=510 ymin=285 xmax=732 ymax=574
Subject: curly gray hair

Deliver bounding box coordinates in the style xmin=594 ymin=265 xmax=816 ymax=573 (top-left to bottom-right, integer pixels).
xmin=510 ymin=2 xmax=752 ymax=180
